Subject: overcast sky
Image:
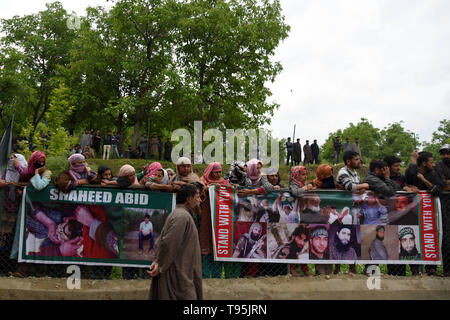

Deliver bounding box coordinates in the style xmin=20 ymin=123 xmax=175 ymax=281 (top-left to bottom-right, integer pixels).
xmin=1 ymin=0 xmax=449 ymax=145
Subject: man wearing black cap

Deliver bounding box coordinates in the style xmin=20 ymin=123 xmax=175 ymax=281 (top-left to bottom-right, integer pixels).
xmin=310 ymin=226 xmax=332 ymax=275
xmin=398 ymin=227 xmax=421 ymax=276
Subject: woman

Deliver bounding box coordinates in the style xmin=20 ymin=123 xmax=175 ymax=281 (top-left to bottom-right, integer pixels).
xmin=313 ymin=164 xmax=336 ymax=189
xmin=89 ymin=165 xmax=115 ymax=185
xmin=289 ymin=166 xmax=314 ymax=197
xmin=246 ymin=159 xmax=263 ymax=186
xmin=199 ymin=162 xmax=241 ymax=279
xmin=201 ymin=162 xmax=229 ymax=186
xmin=17 ymin=151 xmax=46 ymax=182
xmin=166 ymin=168 xmax=175 ymax=181
xmin=238 ymin=167 xmax=281 ymax=197
xmin=145 ymin=168 xmax=172 ymax=191
xmin=67 ymin=154 xmax=96 ymax=190
xmin=170 ymin=157 xmax=202 ymax=191
xmin=137 ymin=162 xmax=163 ymax=184
xmin=116 ymin=165 xmax=141 ymax=188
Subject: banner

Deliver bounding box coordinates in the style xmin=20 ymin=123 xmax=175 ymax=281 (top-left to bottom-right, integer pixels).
xmin=18 ymin=185 xmax=175 ymax=267
xmin=210 ymin=185 xmax=442 ymax=265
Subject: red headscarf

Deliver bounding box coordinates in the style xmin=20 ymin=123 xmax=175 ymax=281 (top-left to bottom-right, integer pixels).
xmin=201 ymin=162 xmax=227 ymax=186
xmin=146 ymin=162 xmax=163 ymax=177
xmin=290 ymin=166 xmax=308 ymax=187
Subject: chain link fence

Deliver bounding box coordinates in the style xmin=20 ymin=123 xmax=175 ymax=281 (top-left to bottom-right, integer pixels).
xmin=0 ymin=188 xmax=448 ymax=279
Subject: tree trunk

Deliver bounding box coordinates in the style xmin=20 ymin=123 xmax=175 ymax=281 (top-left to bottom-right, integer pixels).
xmin=132 ymin=106 xmax=145 ymax=148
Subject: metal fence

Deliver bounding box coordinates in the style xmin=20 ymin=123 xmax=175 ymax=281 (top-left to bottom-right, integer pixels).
xmin=0 ymin=189 xmax=448 ymax=279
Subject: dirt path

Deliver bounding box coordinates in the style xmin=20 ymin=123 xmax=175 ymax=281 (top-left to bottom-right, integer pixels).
xmin=0 ymin=274 xmax=449 ymax=300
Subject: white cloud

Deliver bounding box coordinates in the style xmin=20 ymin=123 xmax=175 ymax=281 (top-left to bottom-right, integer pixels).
xmin=1 ymin=0 xmax=448 ymax=147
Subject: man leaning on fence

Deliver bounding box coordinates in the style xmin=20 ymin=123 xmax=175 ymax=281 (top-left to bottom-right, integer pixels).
xmin=405 ymin=150 xmax=447 ymax=276
xmin=434 ymin=144 xmax=450 ymax=277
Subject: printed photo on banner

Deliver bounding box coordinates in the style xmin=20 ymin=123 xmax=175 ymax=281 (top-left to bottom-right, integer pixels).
xmin=267 ymin=223 xmax=309 ymax=260
xmin=309 ymin=224 xmax=330 ymax=260
xmin=232 ymin=221 xmax=267 ymax=259
xmin=352 ymin=191 xmax=418 ymax=226
xmin=398 ymin=225 xmax=421 ymax=261
xmin=361 ymin=225 xmax=399 ymax=261
xmin=387 ymin=194 xmax=418 ymax=225
xmin=121 ymin=208 xmax=168 ymax=261
xmin=234 ymin=192 xmax=298 ymax=223
xmin=300 ymin=192 xmax=353 ymax=225
xmin=329 ymin=224 xmax=361 ymax=260
xmin=26 ymin=202 xmax=121 ymax=259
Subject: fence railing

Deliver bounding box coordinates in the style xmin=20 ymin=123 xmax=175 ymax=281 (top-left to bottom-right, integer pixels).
xmin=0 ymin=187 xmax=448 ymax=279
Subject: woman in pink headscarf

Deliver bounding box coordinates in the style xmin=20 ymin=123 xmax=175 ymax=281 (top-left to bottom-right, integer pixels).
xmin=16 ymin=151 xmax=47 ymax=182
xmin=67 ymin=153 xmax=96 ymax=190
xmin=246 ymin=158 xmax=263 ymax=186
xmin=146 ymin=162 xmax=163 ymax=178
xmin=201 ymin=162 xmax=229 ymax=186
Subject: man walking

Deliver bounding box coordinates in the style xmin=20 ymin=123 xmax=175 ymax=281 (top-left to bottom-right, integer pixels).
xmin=148 ymin=184 xmax=203 ymax=300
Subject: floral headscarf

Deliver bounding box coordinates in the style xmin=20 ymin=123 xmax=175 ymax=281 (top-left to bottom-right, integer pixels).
xmin=146 ymin=162 xmax=163 ymax=177
xmin=290 ymin=166 xmax=308 ymax=187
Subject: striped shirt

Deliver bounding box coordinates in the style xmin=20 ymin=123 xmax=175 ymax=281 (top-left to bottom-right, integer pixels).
xmin=337 ymin=166 xmax=361 ymax=192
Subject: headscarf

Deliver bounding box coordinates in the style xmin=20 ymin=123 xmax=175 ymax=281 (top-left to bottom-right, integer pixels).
xmin=118 ymin=164 xmax=140 ymax=186
xmin=264 ymin=167 xmax=280 ymax=186
xmin=201 ymin=162 xmax=227 ymax=186
xmin=68 ymin=154 xmax=86 ymax=174
xmin=12 ymin=154 xmax=28 ymax=169
xmin=158 ymin=169 xmax=170 ymax=185
xmin=290 ymin=166 xmax=308 ymax=187
xmin=174 ymin=157 xmax=201 ymax=183
xmin=246 ymin=158 xmax=262 ymax=186
xmin=314 ymin=164 xmax=335 ymax=189
xmin=166 ymin=168 xmax=175 ymax=176
xmin=28 ymin=151 xmax=46 ymax=171
xmin=146 ymin=162 xmax=163 ymax=177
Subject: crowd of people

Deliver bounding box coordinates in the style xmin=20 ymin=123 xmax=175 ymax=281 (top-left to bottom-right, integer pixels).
xmin=286 ymin=136 xmax=362 ymax=166
xmin=66 ymin=129 xmax=174 ymax=161
xmin=1 ymin=139 xmax=449 ymax=298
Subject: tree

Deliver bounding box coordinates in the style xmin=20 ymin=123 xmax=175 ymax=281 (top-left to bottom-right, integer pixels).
xmin=0 ymin=2 xmax=77 ymax=142
xmin=320 ymin=118 xmax=380 ymax=164
xmin=422 ymin=119 xmax=450 ymax=158
xmin=378 ymin=121 xmax=418 ymax=164
xmin=174 ymin=0 xmax=290 ymax=130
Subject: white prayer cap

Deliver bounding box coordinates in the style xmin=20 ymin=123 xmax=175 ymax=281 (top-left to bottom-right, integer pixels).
xmin=176 ymin=157 xmax=192 ymax=165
